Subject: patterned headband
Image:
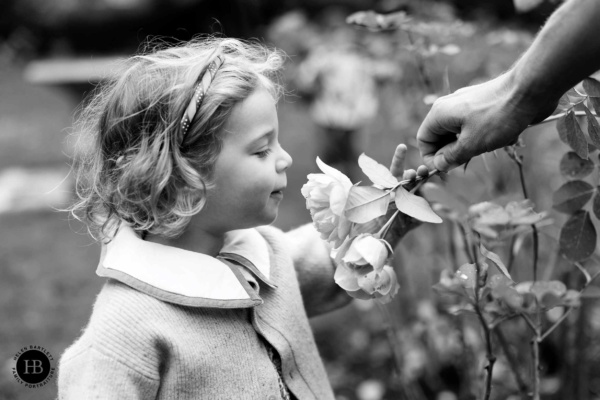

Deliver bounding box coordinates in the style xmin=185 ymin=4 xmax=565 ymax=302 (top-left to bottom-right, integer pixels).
xmin=180 ymin=55 xmax=225 ymax=140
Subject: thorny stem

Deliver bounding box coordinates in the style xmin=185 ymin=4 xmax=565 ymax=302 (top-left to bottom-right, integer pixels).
xmin=494 ymin=326 xmax=529 ymax=395
xmin=473 ymin=239 xmax=496 ymax=400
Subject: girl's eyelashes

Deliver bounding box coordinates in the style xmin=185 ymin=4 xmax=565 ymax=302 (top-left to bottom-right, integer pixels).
xmin=255 ymin=148 xmax=272 ymax=158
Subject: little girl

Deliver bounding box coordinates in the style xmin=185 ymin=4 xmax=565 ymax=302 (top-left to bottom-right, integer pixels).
xmin=58 ymin=37 xmax=420 ymax=399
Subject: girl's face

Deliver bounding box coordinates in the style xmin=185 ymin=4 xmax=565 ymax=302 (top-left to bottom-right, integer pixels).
xmin=197 ymin=86 xmax=293 ymax=233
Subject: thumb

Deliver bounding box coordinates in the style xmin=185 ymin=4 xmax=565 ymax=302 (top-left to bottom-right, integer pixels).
xmin=432 ymin=139 xmax=471 ymax=172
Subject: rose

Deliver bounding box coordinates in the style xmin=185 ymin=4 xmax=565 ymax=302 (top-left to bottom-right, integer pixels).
xmin=336 ymin=233 xmax=390 ymax=272
xmin=332 ymin=233 xmax=399 ymax=303
xmin=301 ymin=158 xmax=353 ymax=248
xmin=335 ymin=263 xmax=399 ymax=304
xmin=358 ymin=266 xmax=400 ymax=304
xmin=468 ymin=200 xmax=547 ymax=238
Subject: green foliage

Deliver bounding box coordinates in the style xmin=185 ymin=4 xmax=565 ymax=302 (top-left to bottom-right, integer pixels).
xmin=342 ymin=153 xmax=442 ymax=225
xmin=296 ymin=6 xmax=600 ymax=399
xmin=357 ymin=153 xmax=398 ymax=188
xmin=559 ymin=151 xmax=594 ymax=179
xmin=344 ymin=186 xmax=391 ymax=223
xmin=557 ymin=110 xmax=588 ymax=159
xmin=552 ymin=180 xmax=595 ymax=214
xmin=559 ymin=210 xmax=597 ymax=262
xmin=550 ymin=79 xmax=600 ymax=264
xmin=393 ymin=186 xmax=442 ymax=224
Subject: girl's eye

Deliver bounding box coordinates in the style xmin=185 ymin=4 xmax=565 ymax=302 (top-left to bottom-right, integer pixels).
xmin=255 ymin=148 xmax=272 ymax=158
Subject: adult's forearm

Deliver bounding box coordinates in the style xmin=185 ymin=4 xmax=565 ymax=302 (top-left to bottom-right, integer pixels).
xmin=511 ymin=0 xmax=600 ymax=104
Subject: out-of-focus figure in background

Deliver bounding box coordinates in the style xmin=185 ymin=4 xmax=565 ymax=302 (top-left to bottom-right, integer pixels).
xmin=279 ymin=11 xmax=399 ymax=180
xmin=296 ymin=44 xmax=378 ymax=180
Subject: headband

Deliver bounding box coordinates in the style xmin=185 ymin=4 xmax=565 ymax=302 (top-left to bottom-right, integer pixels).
xmin=180 ymin=55 xmax=225 ymax=140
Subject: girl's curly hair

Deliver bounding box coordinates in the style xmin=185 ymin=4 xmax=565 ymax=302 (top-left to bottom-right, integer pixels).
xmin=68 ymin=37 xmax=285 ymax=241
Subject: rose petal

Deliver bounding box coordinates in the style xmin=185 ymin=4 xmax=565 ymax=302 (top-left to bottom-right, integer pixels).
xmin=354 ymin=235 xmax=389 ymax=271
xmin=334 ymin=264 xmax=360 ymax=291
xmin=357 ymin=271 xmax=379 ymax=294
xmin=330 ymin=184 xmax=349 ymax=216
xmin=316 ymin=157 xmax=353 ymax=191
xmin=332 ymin=237 xmax=353 ymax=263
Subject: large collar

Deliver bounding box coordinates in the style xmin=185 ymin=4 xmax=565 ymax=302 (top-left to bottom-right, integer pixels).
xmin=96 ymin=225 xmax=276 ymax=308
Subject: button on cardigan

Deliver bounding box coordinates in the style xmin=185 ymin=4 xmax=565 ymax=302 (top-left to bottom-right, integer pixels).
xmin=58 ymin=223 xmax=351 ymax=399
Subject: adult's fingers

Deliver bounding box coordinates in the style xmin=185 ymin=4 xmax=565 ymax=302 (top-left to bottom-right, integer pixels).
xmin=416 ymin=165 xmax=429 ymax=177
xmin=390 ymin=144 xmax=407 ymax=179
xmin=429 ymin=129 xmax=479 ymax=172
xmin=403 ymin=169 xmax=417 ymax=181
xmin=416 ymin=100 xmax=462 ymax=170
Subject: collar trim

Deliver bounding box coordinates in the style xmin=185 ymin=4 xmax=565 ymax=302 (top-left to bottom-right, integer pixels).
xmin=96 ymin=225 xmax=274 ymax=308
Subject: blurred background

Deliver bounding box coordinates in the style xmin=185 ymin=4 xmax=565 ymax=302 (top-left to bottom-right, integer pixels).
xmin=2 ymin=0 xmax=599 ymax=399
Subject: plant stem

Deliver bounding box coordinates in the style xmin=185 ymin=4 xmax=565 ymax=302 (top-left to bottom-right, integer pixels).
xmin=539 ymin=308 xmax=571 ymax=342
xmin=457 ymin=221 xmax=474 ymax=264
xmin=531 ymin=334 xmax=541 ymax=400
xmin=506 ymin=235 xmax=516 ymax=274
xmin=448 ymin=222 xmax=458 ymax=269
xmin=539 ymin=268 xmax=600 ymax=342
xmin=474 ymin=306 xmax=495 ymax=400
xmin=494 ymin=326 xmax=529 ymax=395
xmin=381 ymin=169 xmax=440 ymax=242
xmin=520 ymin=313 xmax=538 ymax=334
xmin=378 ymin=210 xmax=400 ymax=239
xmin=473 ymin=246 xmax=496 ymax=400
xmin=512 ymin=152 xmax=539 ymax=281
xmin=531 ymin=227 xmax=539 ymax=282
xmin=525 ymin=298 xmax=542 ymax=400
xmin=394 ymin=169 xmax=439 ymax=192
xmin=533 ymin=109 xmax=596 ymax=126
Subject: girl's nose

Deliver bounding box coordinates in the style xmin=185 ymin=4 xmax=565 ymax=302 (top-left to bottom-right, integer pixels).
xmin=276 ymin=148 xmax=293 ymax=173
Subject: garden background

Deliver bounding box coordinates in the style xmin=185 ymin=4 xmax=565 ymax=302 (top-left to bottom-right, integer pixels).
xmin=1 ymin=0 xmax=598 ymax=399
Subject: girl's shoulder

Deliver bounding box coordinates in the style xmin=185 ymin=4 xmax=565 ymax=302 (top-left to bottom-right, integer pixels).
xmin=59 ymin=280 xmax=171 ymax=380
xmin=74 ymin=280 xmax=176 ymax=345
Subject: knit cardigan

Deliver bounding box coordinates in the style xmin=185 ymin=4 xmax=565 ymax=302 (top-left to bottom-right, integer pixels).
xmin=58 ymin=224 xmax=351 ymax=399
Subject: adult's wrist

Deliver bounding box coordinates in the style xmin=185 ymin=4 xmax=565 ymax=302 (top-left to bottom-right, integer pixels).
xmin=506 ymin=66 xmax=560 ymax=108
xmin=503 ymin=66 xmax=562 ymax=124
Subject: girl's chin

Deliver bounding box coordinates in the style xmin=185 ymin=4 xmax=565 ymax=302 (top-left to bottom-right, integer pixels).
xmin=236 ymin=209 xmax=278 ymax=229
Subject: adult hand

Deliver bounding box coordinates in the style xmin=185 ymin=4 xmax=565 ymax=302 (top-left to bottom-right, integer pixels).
xmin=416 ymin=73 xmax=558 ymax=172
xmin=389 ymin=143 xmax=429 ymax=180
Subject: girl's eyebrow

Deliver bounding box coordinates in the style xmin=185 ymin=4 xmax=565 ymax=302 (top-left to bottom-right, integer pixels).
xmin=248 ymin=129 xmax=275 ymax=146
